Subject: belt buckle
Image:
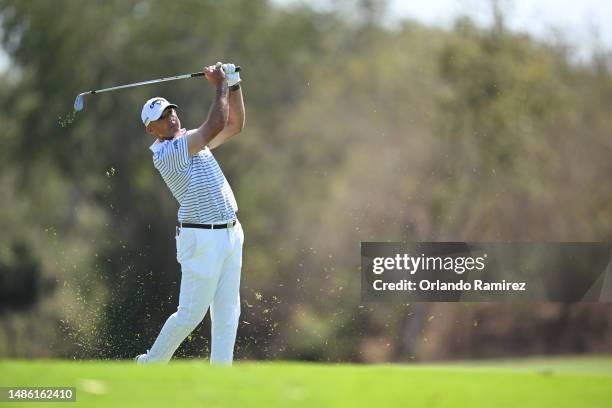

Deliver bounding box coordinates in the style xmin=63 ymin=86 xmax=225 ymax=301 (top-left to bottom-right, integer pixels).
xmin=227 ymin=221 xmax=233 ymax=229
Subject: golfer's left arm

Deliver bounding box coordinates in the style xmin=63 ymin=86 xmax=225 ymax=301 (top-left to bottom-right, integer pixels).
xmin=209 ymin=86 xmax=244 ymax=149
xmin=209 ymin=67 xmax=245 ymax=149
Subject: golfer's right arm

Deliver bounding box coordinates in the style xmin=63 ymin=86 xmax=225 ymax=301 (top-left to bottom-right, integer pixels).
xmin=187 ymin=65 xmax=229 ymax=156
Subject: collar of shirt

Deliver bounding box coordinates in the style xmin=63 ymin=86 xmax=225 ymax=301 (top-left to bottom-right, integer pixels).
xmin=149 ymin=128 xmax=187 ymax=153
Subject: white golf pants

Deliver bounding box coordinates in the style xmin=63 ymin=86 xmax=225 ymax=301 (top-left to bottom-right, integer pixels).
xmin=144 ymin=220 xmax=243 ymax=365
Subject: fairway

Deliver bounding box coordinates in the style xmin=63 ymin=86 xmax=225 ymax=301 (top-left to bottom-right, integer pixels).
xmin=1 ymin=357 xmax=611 ymax=407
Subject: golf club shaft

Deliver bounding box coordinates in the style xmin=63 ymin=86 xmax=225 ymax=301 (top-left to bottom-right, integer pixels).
xmin=83 ymin=67 xmax=241 ymax=96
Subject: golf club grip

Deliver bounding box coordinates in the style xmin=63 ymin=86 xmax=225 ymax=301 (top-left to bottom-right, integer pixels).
xmin=191 ymin=66 xmax=241 ymax=77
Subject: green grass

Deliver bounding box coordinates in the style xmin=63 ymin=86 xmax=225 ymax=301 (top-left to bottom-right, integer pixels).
xmin=1 ymin=356 xmax=611 ymax=407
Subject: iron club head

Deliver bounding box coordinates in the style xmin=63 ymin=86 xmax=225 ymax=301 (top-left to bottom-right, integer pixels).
xmin=74 ymin=93 xmax=85 ymax=111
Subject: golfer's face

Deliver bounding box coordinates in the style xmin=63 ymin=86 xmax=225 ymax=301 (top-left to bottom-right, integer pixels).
xmin=161 ymin=107 xmax=180 ymax=132
xmin=151 ymin=107 xmax=181 ymax=138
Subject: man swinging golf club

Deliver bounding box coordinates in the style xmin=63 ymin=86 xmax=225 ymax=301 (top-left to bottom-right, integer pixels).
xmin=135 ymin=62 xmax=245 ymax=365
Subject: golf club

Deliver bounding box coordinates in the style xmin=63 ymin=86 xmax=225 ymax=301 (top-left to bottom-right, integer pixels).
xmin=74 ymin=66 xmax=241 ymax=111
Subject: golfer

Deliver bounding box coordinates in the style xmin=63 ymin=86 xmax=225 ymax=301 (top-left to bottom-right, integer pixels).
xmin=135 ymin=62 xmax=245 ymax=365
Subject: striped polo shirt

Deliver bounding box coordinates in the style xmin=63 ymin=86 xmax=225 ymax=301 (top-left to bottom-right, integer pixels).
xmin=150 ymin=129 xmax=238 ymax=223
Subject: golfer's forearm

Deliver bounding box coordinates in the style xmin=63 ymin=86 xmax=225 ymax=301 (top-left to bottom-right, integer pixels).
xmin=187 ymin=83 xmax=229 ymax=155
xmin=227 ymin=88 xmax=245 ymax=131
xmin=206 ymin=87 xmax=245 ymax=150
xmin=200 ymin=83 xmax=229 ymax=142
xmin=207 ymin=82 xmax=229 ymax=134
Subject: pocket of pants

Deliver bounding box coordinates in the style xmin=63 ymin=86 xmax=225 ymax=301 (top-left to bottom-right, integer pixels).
xmin=176 ymin=229 xmax=197 ymax=263
xmin=234 ymin=220 xmax=244 ymax=245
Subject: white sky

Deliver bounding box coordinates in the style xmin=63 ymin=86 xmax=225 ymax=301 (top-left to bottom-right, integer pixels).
xmin=388 ymin=0 xmax=611 ymax=50
xmin=278 ymin=0 xmax=612 ymax=60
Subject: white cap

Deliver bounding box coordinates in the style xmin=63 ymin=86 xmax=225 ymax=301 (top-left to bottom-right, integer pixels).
xmin=141 ymin=97 xmax=178 ymax=126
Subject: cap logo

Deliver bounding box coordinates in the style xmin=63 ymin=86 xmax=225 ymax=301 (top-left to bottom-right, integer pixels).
xmin=149 ymin=99 xmax=164 ymax=109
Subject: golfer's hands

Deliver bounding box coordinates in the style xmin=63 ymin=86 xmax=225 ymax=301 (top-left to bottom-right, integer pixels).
xmin=223 ymin=63 xmax=241 ymax=87
xmin=204 ymin=62 xmax=226 ymax=87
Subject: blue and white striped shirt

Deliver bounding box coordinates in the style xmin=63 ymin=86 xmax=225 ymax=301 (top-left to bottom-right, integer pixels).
xmin=150 ymin=129 xmax=238 ymax=223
